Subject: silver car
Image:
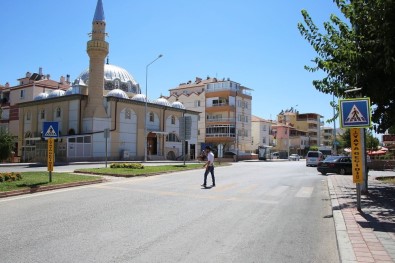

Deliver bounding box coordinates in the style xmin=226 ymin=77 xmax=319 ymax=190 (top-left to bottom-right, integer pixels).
xmin=288 ymin=154 xmax=300 ymax=161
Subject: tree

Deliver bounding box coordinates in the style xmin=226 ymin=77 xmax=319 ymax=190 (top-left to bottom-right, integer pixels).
xmin=298 ymin=0 xmax=395 ymax=133
xmin=340 ymin=128 xmax=379 ymax=150
xmin=388 ymin=125 xmax=395 ymax=135
xmin=0 ymin=130 xmax=14 ymax=162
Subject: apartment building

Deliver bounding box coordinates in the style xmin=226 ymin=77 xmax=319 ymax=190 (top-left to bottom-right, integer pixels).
xmin=0 ymin=69 xmax=70 ymax=156
xmin=251 ymin=116 xmax=275 ymax=152
xmin=271 ymin=122 xmax=309 ymax=156
xmin=277 ymin=110 xmax=323 ymax=146
xmin=273 ymin=110 xmax=323 ymax=156
xmin=166 ymin=77 xmax=253 ymax=154
xmin=321 ymin=126 xmax=334 ymax=147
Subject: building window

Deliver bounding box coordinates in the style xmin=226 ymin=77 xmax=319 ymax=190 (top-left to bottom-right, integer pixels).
xmin=125 ymin=109 xmax=131 ymax=119
xmin=56 ymin=107 xmax=61 ymax=118
xmin=127 ymin=82 xmax=132 ymax=92
xmin=194 ymin=100 xmax=200 ymax=107
xmin=149 ymin=112 xmax=154 ymax=122
xmin=263 ymin=137 xmax=266 ymax=144
xmin=20 ymin=90 xmax=25 ymax=99
xmin=26 ymin=111 xmax=31 ymax=121
xmin=171 ymin=116 xmax=175 ymax=125
xmin=166 ymin=133 xmax=180 ymax=142
xmin=263 ymin=125 xmax=267 ymax=131
xmin=40 ymin=109 xmax=45 ymax=120
xmin=115 ymin=80 xmax=120 ymax=89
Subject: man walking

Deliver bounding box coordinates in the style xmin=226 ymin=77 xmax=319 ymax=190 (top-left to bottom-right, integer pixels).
xmin=202 ymin=145 xmax=215 ymax=188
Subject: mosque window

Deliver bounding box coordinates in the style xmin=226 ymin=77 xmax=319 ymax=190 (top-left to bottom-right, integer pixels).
xmin=56 ymin=107 xmax=61 ymax=118
xmin=40 ymin=109 xmax=45 ymax=120
xmin=171 ymin=116 xmax=175 ymax=125
xmin=149 ymin=112 xmax=154 ymax=122
xmin=127 ymin=82 xmax=132 ymax=92
xmin=115 ymin=79 xmax=120 ymax=89
xmin=125 ymin=109 xmax=131 ymax=119
xmin=105 ymin=81 xmax=113 ymax=90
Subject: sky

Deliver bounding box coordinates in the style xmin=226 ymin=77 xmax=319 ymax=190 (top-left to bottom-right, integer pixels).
xmin=1 ymin=0 xmax=342 ymax=127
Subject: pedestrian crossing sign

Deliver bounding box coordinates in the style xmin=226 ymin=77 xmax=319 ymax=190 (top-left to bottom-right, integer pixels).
xmin=43 ymin=122 xmax=59 ymax=138
xmin=339 ymin=98 xmax=371 ymax=128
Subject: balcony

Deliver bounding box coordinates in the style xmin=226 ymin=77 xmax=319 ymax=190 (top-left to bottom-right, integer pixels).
xmin=205 ymin=133 xmax=236 ymax=143
xmin=206 ymin=118 xmax=236 ymax=124
xmin=206 ymin=103 xmax=235 ymax=112
xmin=205 ymin=124 xmax=235 ymax=142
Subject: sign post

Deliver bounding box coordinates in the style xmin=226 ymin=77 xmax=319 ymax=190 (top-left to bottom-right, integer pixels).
xmin=340 ymin=98 xmax=371 ymax=211
xmin=43 ymin=122 xmax=59 ymax=183
xmin=217 ymin=143 xmax=223 ymax=164
xmin=47 ymin=138 xmax=54 ymax=182
xmin=104 ymin=128 xmax=109 ymax=168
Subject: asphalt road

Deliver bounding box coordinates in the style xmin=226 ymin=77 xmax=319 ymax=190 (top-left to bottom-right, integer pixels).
xmin=0 ymin=161 xmax=339 ymax=263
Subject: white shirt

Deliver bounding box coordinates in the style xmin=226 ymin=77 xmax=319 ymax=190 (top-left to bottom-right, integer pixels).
xmin=207 ymin=152 xmax=214 ymax=166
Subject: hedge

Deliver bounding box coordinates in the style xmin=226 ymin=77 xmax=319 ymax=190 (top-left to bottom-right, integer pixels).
xmin=0 ymin=172 xmax=22 ymax=183
xmin=109 ymin=163 xmax=144 ymax=169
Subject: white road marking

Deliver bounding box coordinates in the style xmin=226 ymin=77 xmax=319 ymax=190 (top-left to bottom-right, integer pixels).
xmin=295 ymin=187 xmax=314 ymax=198
xmin=266 ymin=185 xmax=289 ymax=196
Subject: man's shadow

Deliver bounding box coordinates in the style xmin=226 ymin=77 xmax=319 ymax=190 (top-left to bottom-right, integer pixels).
xmin=201 ymin=186 xmax=214 ymax=189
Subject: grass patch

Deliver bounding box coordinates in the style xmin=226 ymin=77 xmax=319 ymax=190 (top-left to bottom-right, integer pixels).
xmin=0 ymin=172 xmax=101 ymax=192
xmin=376 ymin=176 xmax=395 ymax=185
xmin=75 ymin=163 xmax=227 ymax=177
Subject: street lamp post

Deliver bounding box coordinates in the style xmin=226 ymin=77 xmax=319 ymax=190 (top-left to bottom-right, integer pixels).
xmin=144 ymin=54 xmax=163 ymax=162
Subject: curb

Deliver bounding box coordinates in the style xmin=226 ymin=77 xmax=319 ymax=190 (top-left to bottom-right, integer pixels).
xmin=0 ymin=179 xmax=104 ymax=198
xmin=327 ymin=176 xmax=357 ymax=263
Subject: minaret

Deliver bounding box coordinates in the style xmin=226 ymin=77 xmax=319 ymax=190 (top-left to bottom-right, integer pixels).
xmin=84 ymin=0 xmax=109 ymax=120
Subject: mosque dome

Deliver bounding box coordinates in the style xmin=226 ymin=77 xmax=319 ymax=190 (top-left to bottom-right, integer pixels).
xmin=131 ymin=94 xmax=147 ymax=102
xmin=77 ymin=64 xmax=140 ymax=94
xmin=106 ymin=88 xmax=129 ymax=99
xmin=34 ymin=92 xmax=49 ymax=101
xmin=153 ymin=98 xmax=171 ymax=107
xmin=171 ymin=101 xmax=186 ymax=109
xmin=65 ymin=87 xmax=73 ymax=95
xmin=47 ymin=89 xmax=66 ymax=98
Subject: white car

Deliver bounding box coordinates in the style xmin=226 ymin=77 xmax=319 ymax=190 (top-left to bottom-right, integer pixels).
xmin=288 ymin=154 xmax=300 ymax=161
xmin=271 ymin=152 xmax=280 ymax=159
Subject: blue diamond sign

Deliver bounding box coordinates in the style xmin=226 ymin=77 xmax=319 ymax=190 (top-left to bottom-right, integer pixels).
xmin=339 ymin=98 xmax=371 ymax=128
xmin=43 ymin=122 xmax=59 ymax=138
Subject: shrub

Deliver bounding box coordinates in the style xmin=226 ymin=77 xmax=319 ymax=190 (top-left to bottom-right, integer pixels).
xmin=110 ymin=163 xmax=144 ymax=169
xmin=0 ymin=172 xmax=22 ymax=183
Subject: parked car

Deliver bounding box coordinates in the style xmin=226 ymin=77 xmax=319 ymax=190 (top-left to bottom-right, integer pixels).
xmin=317 ymin=156 xmax=352 ymax=175
xmin=288 ymin=154 xmax=300 ymax=161
xmin=306 ymin=151 xmax=324 ymax=166
xmin=271 ymin=152 xmax=280 ymax=159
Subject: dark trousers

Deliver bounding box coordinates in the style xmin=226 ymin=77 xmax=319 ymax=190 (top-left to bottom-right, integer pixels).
xmin=204 ymin=166 xmax=215 ymax=185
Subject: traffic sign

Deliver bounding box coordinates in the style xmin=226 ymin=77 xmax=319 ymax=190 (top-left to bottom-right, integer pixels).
xmin=350 ymin=128 xmax=364 ymax=183
xmin=339 ymin=98 xmax=371 ymax=128
xmin=43 ymin=122 xmax=59 ymax=138
xmin=47 ymin=138 xmax=54 ymax=172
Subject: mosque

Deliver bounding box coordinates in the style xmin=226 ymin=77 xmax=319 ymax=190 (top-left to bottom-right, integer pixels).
xmin=17 ymin=0 xmax=199 ymax=162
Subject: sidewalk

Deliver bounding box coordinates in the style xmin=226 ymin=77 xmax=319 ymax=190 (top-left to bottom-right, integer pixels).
xmin=328 ymin=171 xmax=395 ymax=262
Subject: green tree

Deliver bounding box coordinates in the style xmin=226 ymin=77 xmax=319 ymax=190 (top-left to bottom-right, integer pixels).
xmin=298 ymin=0 xmax=395 ymax=133
xmin=0 ymin=130 xmax=14 ymax=162
xmin=340 ymin=128 xmax=379 ymax=150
